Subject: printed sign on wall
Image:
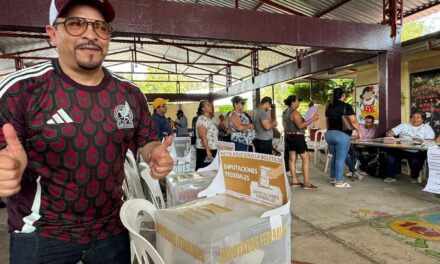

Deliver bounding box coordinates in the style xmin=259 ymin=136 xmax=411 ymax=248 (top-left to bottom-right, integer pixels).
xmin=355 ymin=84 xmax=379 ymax=124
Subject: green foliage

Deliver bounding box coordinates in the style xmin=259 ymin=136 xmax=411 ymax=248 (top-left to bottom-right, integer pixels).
xmin=130 ymin=69 xmax=210 ymax=94
xmin=294 ymin=79 xmax=355 ymax=105
xmin=258 ymin=79 xmax=354 ymax=109
xmin=401 ymin=20 xmax=432 ymax=42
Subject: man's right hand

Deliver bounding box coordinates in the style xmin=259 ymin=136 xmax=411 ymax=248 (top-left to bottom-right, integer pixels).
xmin=0 ymin=124 xmax=27 ymax=197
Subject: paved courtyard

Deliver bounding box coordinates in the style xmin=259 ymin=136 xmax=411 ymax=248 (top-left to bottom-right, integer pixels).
xmin=1 ymin=160 xmax=440 ymax=264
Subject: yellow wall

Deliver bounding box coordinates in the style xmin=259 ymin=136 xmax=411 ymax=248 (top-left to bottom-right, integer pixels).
xmin=355 ymin=50 xmax=440 ymax=123
xmin=149 ymin=102 xmax=200 ymax=128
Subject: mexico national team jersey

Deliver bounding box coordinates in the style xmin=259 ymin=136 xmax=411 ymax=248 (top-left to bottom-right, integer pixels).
xmin=0 ymin=60 xmax=158 ymax=243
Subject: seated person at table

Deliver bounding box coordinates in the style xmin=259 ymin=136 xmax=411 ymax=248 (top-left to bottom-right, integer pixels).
xmin=383 ymin=111 xmax=435 ymax=183
xmin=345 ymin=115 xmax=378 ymax=178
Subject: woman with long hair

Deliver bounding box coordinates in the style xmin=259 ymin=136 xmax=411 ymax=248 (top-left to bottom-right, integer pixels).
xmin=284 ymin=95 xmax=319 ymax=189
xmin=325 ymin=88 xmax=362 ymax=188
xmin=195 ymin=100 xmax=218 ymax=170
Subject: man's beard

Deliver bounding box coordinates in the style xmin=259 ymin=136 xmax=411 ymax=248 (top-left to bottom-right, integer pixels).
xmin=75 ymin=40 xmax=104 ymax=71
xmin=78 ymin=56 xmax=103 ymax=71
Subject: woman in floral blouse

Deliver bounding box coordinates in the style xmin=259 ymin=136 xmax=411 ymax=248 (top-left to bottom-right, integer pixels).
xmin=196 ymin=100 xmax=218 ymax=170
xmin=228 ymin=96 xmax=255 ymax=151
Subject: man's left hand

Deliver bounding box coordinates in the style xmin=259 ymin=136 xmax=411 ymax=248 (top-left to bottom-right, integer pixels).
xmin=149 ymin=136 xmax=174 ymax=179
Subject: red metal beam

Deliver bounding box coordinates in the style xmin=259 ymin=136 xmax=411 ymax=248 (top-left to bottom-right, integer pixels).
xmin=144 ymin=93 xmax=220 ymax=102
xmin=154 ymin=39 xmax=252 ymax=69
xmin=383 ymin=0 xmax=403 ymax=38
xmin=0 ymin=54 xmax=235 ymax=66
xmin=259 ymin=0 xmax=306 ymax=16
xmin=5 ymin=46 xmax=53 ymax=56
xmin=113 ymin=71 xmax=219 ymax=76
xmin=132 ymin=80 xmax=208 ymax=83
xmin=136 ymin=63 xmax=225 ymax=85
xmin=0 ymin=32 xmax=263 ymax=51
xmin=135 ymin=50 xmax=241 ymax=81
xmin=378 ymin=47 xmax=401 ymax=135
xmin=316 ymin=0 xmax=353 ymax=17
xmin=0 ymin=0 xmax=396 ymax=51
xmin=202 ymin=51 xmax=253 ymax=82
xmin=217 ymin=51 xmax=376 ymax=96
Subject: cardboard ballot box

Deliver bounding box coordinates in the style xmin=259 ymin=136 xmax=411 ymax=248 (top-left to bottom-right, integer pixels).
xmin=166 ymin=170 xmax=217 ymax=207
xmin=156 ymin=151 xmax=291 ymax=264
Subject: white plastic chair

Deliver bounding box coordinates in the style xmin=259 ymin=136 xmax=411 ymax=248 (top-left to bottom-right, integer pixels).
xmin=324 ymin=148 xmax=333 ymax=175
xmin=307 ymin=129 xmax=327 ymax=165
xmin=123 ymin=150 xmax=145 ymax=199
xmin=120 ymin=199 xmax=165 ymax=264
xmin=139 ymin=163 xmax=166 ymax=209
xmin=403 ymin=159 xmax=427 ymax=183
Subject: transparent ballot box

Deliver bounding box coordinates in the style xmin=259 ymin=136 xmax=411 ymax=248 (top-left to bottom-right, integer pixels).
xmin=166 ymin=170 xmax=217 ymax=207
xmin=156 ymin=151 xmax=291 ymax=264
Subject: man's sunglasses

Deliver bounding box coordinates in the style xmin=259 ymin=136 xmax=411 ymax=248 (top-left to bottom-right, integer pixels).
xmin=53 ymin=17 xmax=113 ymax=40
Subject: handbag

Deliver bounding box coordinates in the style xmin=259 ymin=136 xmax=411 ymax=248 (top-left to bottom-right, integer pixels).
xmin=341 ymin=104 xmax=355 ymax=131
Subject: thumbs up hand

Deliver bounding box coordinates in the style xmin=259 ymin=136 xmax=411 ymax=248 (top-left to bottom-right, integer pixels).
xmin=0 ymin=124 xmax=27 ymax=196
xmin=148 ymin=136 xmax=174 ymax=179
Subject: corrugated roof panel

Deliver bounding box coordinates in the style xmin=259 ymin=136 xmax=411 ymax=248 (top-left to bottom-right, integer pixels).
xmin=277 ymin=0 xmax=334 ymax=16
xmin=322 ymin=1 xmax=382 ymax=24
xmin=207 ymin=48 xmax=253 ymax=62
xmin=258 ymin=50 xmax=291 ymax=70
xmin=230 ymin=65 xmax=252 ymax=79
xmin=162 ymin=46 xmax=203 ymax=63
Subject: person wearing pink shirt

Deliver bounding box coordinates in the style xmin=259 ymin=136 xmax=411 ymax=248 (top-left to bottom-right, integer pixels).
xmin=345 ymin=115 xmax=378 ymax=179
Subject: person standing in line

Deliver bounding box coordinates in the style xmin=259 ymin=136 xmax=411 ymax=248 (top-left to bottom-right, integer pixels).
xmin=0 ymin=1 xmax=174 ymax=263
xmin=195 ymin=100 xmax=218 ymax=170
xmin=174 ymin=109 xmax=189 ymax=137
xmin=228 ymin=96 xmax=255 ymax=151
xmin=284 ymin=95 xmax=319 ymax=189
xmin=152 ymin=97 xmax=173 ymax=141
xmin=252 ymin=96 xmax=274 ymax=154
xmin=304 ymin=101 xmax=318 ymax=129
xmin=325 ymin=88 xmax=362 ymax=188
xmin=217 ymin=114 xmax=229 ymax=141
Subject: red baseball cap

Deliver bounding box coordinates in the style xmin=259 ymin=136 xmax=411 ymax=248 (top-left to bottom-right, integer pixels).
xmin=49 ymin=0 xmax=115 ymax=25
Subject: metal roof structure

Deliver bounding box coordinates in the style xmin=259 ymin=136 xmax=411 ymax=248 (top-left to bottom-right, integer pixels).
xmin=0 ymin=0 xmax=440 ymax=98
xmin=0 ymin=0 xmax=439 ymax=87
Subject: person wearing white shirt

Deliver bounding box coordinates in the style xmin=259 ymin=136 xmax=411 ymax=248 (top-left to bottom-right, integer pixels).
xmin=383 ymin=111 xmax=435 ymax=183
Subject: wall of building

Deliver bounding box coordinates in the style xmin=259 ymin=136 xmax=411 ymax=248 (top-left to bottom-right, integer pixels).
xmin=355 ymin=49 xmax=440 ymax=124
xmin=149 ymin=102 xmax=200 ymax=129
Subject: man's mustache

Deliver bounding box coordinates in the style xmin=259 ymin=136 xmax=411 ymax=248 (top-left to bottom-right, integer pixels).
xmin=76 ymin=40 xmax=102 ymax=51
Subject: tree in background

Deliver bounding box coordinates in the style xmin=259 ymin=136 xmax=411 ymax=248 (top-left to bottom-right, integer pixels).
xmin=121 ymin=68 xmax=212 ymax=94
xmin=401 ymin=20 xmax=432 ymax=42
xmin=260 ymin=79 xmax=354 ymax=118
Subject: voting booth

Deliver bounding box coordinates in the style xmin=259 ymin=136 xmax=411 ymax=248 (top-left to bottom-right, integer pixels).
xmin=156 ymin=151 xmax=291 ymax=264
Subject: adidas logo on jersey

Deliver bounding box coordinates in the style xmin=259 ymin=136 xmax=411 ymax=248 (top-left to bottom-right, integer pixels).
xmin=47 ymin=109 xmax=74 ymax=124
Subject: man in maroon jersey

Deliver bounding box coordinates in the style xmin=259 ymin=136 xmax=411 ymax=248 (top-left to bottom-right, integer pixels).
xmin=0 ymin=0 xmax=173 ymax=263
